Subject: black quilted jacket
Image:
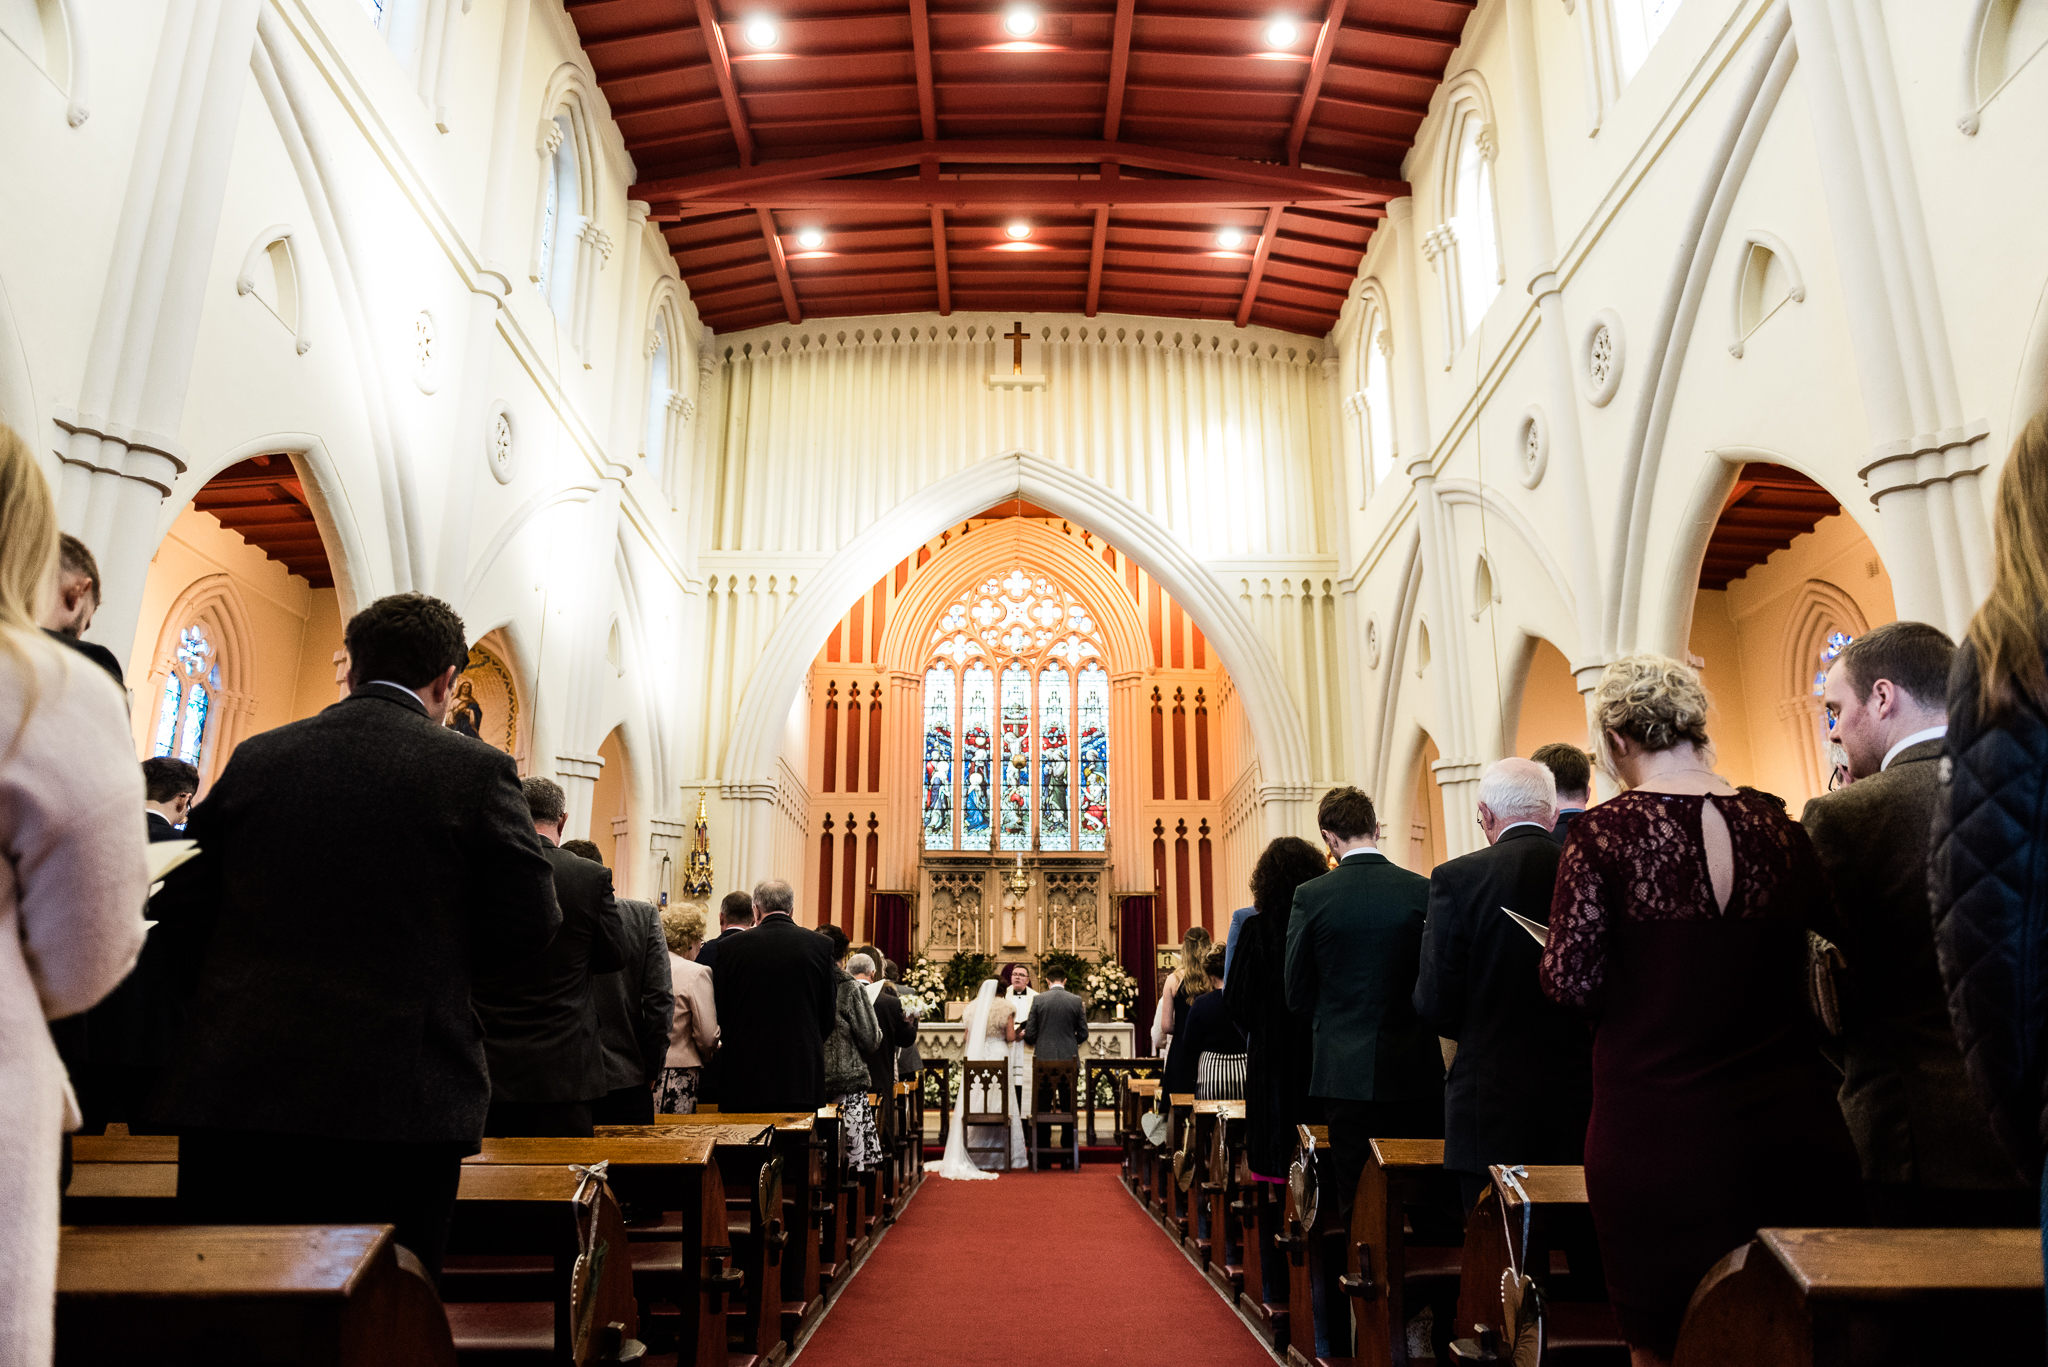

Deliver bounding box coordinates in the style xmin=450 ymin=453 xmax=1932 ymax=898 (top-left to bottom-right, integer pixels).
xmin=1929 ymin=641 xmax=2048 ymax=1179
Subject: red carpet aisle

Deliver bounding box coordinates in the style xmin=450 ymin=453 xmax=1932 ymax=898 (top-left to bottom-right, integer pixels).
xmin=794 ymin=1166 xmax=1276 ymax=1367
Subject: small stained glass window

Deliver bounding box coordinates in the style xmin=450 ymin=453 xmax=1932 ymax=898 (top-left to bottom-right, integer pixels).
xmin=152 ymin=672 xmax=181 ymax=758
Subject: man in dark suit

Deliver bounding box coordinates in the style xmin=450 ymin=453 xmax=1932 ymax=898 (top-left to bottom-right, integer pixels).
xmin=142 ymin=757 xmax=200 ymax=840
xmin=1023 ymin=966 xmax=1091 ymax=1158
xmin=156 ymin=593 xmax=559 ymax=1278
xmin=41 ymin=533 xmax=124 ymax=685
xmin=708 ymin=879 xmax=836 ymax=1113
xmin=473 ymin=780 xmax=628 ymax=1137
xmin=562 ymin=841 xmax=674 ymax=1128
xmin=1532 ymin=742 xmax=1591 ymax=845
xmin=694 ymin=889 xmax=756 ymax=973
xmin=1416 ymin=758 xmax=1593 ymax=1213
xmin=1285 ymin=786 xmax=1444 ymax=1221
xmin=1804 ymin=621 xmax=2030 ymax=1226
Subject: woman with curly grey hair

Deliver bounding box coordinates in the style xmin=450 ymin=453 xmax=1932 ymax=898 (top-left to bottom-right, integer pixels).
xmin=1538 ymin=654 xmax=1860 ymax=1367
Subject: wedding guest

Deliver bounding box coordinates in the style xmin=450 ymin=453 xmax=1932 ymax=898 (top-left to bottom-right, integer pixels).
xmin=156 ymin=590 xmax=558 ymax=1280
xmin=1931 ymin=411 xmax=2048 ymax=1303
xmin=1023 ymin=966 xmax=1091 ymax=1159
xmin=142 ymin=757 xmax=199 ymax=839
xmin=1150 ymin=926 xmax=1213 ymax=1059
xmin=824 ymin=951 xmax=884 ymax=1170
xmin=1542 ymin=654 xmax=1861 ymax=1364
xmin=1805 ymin=622 xmax=2025 ymax=1226
xmin=562 ymin=841 xmax=674 ymax=1128
xmin=1286 ymin=786 xmax=1444 ymax=1222
xmin=694 ymin=889 xmax=755 ymax=973
xmin=851 ymin=953 xmax=918 ymax=1149
xmin=0 ymin=426 xmax=149 ymax=1363
xmin=1532 ymin=742 xmax=1592 ymax=845
xmin=1223 ymin=904 xmax=1256 ymax=976
xmin=655 ymin=904 xmax=719 ymax=1114
xmin=473 ymin=779 xmax=627 ymax=1137
xmin=708 ymin=880 xmax=836 ymax=1112
xmin=38 ymin=532 xmax=122 ymax=686
xmin=887 ymin=958 xmax=926 ymax=1080
xmin=1177 ymin=950 xmax=1247 ymax=1100
xmin=1226 ymin=837 xmax=1329 ymax=1181
xmin=1416 ymin=758 xmax=1591 ymax=1213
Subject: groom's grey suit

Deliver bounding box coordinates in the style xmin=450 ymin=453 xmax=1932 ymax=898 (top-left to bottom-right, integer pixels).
xmin=1023 ymin=984 xmax=1090 ymax=1160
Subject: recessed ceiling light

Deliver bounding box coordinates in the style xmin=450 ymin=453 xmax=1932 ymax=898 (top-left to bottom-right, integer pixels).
xmin=1217 ymin=228 xmax=1245 ymax=249
xmin=796 ymin=227 xmax=824 ymax=250
xmin=744 ymin=16 xmax=779 ymax=47
xmin=1005 ymin=221 xmax=1032 ymax=239
xmin=1264 ymin=17 xmax=1299 ymax=47
xmin=1002 ymin=6 xmax=1038 ymax=37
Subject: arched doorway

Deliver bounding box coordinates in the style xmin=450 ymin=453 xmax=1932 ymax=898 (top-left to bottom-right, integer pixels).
xmin=129 ymin=454 xmax=347 ymax=791
xmin=1407 ymin=733 xmax=1448 ymax=874
xmin=1685 ymin=463 xmax=1894 ymax=804
xmin=589 ymin=725 xmax=638 ymax=895
xmin=1512 ymin=636 xmax=1585 ymax=757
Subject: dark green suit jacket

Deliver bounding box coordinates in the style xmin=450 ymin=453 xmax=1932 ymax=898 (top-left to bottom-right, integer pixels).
xmin=1284 ymin=851 xmax=1444 ymax=1104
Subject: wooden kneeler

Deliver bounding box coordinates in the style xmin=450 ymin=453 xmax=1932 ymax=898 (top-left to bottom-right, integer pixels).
xmin=1026 ymin=1058 xmax=1081 ymax=1172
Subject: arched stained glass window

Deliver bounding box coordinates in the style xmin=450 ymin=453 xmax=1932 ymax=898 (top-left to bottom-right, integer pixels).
xmin=922 ymin=665 xmax=955 ymax=849
xmin=177 ymin=684 xmax=209 ymax=765
xmin=154 ymin=623 xmax=217 ymax=766
xmin=152 ymin=672 xmax=181 ymax=757
xmin=919 ymin=566 xmax=1108 ymax=852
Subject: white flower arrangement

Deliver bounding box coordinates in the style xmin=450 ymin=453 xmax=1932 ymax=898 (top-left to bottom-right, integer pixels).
xmin=902 ymin=957 xmax=948 ymax=1020
xmin=1082 ymin=961 xmax=1138 ymax=1014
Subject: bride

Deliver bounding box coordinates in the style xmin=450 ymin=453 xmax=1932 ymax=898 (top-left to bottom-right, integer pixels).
xmin=924 ymin=979 xmax=1027 ymax=1179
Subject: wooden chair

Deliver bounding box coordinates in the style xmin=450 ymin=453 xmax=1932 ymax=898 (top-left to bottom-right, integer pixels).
xmin=56 ymin=1225 xmax=457 ymax=1366
xmin=1673 ymin=1228 xmax=2046 ymax=1366
xmin=960 ymin=1059 xmax=1012 ymax=1171
xmin=1026 ymin=1058 xmax=1081 ymax=1171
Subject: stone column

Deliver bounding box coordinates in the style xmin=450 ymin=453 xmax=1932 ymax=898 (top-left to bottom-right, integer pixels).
xmin=57 ymin=0 xmax=263 ymax=662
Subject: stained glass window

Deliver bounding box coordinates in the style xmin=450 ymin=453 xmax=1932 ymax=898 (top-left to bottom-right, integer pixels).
xmin=922 ymin=666 xmax=955 ymax=849
xmin=960 ymin=663 xmax=994 ymax=851
xmin=177 ymin=683 xmax=209 ymax=765
xmin=998 ymin=662 xmax=1032 ymax=850
xmin=918 ymin=566 xmax=1109 ymax=852
xmin=1038 ymin=667 xmax=1071 ymax=851
xmin=1077 ymin=665 xmax=1109 ymax=850
xmin=152 ymin=672 xmax=181 ymax=758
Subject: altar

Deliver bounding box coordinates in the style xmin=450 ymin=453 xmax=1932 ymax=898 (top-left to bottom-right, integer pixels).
xmin=914 ymin=1019 xmax=1136 ymax=1066
xmin=917 ymin=852 xmax=1113 ymax=960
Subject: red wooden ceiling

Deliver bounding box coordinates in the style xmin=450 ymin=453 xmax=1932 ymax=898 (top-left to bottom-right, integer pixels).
xmin=568 ymin=0 xmax=1472 ymax=336
xmin=193 ymin=456 xmax=334 ymax=589
xmin=1698 ymin=464 xmax=1842 ymax=592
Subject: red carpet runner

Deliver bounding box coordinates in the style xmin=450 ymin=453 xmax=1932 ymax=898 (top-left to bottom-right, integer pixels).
xmin=794 ymin=1167 xmax=1276 ymax=1366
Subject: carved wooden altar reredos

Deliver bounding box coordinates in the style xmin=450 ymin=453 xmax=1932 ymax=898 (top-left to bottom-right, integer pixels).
xmin=916 ymin=854 xmax=1112 ymax=961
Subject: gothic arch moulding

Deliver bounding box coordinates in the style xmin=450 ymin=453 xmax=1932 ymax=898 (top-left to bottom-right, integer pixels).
xmin=141 ymin=574 xmax=257 ymax=786
xmin=723 ymin=451 xmax=1316 ymax=865
xmin=165 ymin=434 xmax=373 ymax=618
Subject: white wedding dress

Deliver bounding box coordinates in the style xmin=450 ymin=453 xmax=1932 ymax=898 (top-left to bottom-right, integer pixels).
xmin=924 ymin=979 xmax=1027 ymax=1179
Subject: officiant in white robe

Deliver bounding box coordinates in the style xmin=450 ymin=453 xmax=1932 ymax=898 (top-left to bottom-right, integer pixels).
xmin=997 ymin=962 xmax=1037 ymax=1116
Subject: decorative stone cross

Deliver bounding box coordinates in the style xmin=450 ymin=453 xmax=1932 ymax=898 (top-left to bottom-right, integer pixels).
xmin=1005 ymin=320 xmax=1029 ymax=375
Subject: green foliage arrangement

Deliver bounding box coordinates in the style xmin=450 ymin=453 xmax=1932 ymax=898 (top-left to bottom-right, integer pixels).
xmin=1037 ymin=949 xmax=1091 ymax=991
xmin=941 ymin=951 xmax=996 ymax=1000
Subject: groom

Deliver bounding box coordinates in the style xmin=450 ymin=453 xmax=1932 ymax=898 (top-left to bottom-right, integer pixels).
xmin=1023 ymin=968 xmax=1090 ymax=1162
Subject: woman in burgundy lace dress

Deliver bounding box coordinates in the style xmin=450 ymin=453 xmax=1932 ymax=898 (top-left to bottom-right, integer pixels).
xmin=1540 ymin=655 xmax=1860 ymax=1365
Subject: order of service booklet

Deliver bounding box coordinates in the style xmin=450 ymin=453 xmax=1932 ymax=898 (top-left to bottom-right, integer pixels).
xmin=1502 ymin=906 xmax=1550 ymax=948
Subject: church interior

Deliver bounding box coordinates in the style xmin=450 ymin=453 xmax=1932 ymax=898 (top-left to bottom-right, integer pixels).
xmin=10 ymin=0 xmax=2048 ymax=1360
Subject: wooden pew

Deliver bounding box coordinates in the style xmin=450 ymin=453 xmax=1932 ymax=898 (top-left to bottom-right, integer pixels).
xmin=1282 ymin=1123 xmax=1351 ymax=1367
xmin=812 ymin=1104 xmax=858 ymax=1293
xmin=920 ymin=1061 xmax=952 ymax=1156
xmin=1673 ymin=1228 xmax=2046 ymax=1366
xmin=1451 ymin=1165 xmax=1621 ymax=1364
xmin=592 ymin=1121 xmax=786 ymax=1366
xmin=1181 ymin=1099 xmax=1231 ymax=1261
xmin=640 ymin=1112 xmax=825 ymax=1344
xmin=1162 ymin=1093 xmax=1197 ymax=1240
xmin=1236 ymin=1160 xmax=1291 ymax=1352
xmin=1085 ymin=1056 xmax=1161 ymax=1149
xmin=1123 ymin=1077 xmax=1162 ymax=1198
xmin=1343 ymin=1138 xmax=1461 ymax=1367
xmin=444 ymin=1163 xmax=645 ymax=1366
xmin=461 ymin=1135 xmax=730 ymax=1367
xmin=55 ymin=1224 xmax=457 ymax=1366
xmin=63 ymin=1133 xmax=177 ymax=1225
xmin=1204 ymin=1100 xmax=1249 ymax=1300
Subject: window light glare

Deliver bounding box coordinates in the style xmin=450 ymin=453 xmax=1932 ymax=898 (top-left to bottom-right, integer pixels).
xmin=1002 ymin=6 xmax=1038 ymax=37
xmin=795 ymin=227 xmax=824 ymax=250
xmin=743 ymin=16 xmax=779 ymax=48
xmin=1005 ymin=221 xmax=1032 ymax=240
xmin=1264 ymin=17 xmax=1298 ymax=47
xmin=1217 ymin=228 xmax=1245 ymax=249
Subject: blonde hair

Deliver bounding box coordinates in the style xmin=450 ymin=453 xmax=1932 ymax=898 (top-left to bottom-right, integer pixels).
xmin=1967 ymin=413 xmax=2048 ymax=721
xmin=1178 ymin=925 xmax=1214 ymax=997
xmin=661 ymin=902 xmax=708 ymax=955
xmin=1591 ymin=653 xmax=1712 ymax=775
xmin=0 ymin=425 xmax=61 ymax=733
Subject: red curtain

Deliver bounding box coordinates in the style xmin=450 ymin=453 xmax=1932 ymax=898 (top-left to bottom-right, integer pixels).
xmin=1119 ymin=894 xmax=1158 ymax=1048
xmin=872 ymin=893 xmax=912 ymax=969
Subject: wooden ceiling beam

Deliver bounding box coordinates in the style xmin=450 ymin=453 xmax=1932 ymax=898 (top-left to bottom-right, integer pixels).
xmin=908 ymin=0 xmax=938 ymax=140
xmin=1286 ymin=0 xmax=1348 ymax=166
xmin=692 ymin=0 xmax=756 ymax=166
xmin=667 ymin=178 xmax=1380 ymax=208
xmin=1234 ymin=204 xmax=1285 ymax=326
xmin=757 ymin=207 xmax=802 ymax=322
xmin=1103 ymin=0 xmax=1137 ymax=139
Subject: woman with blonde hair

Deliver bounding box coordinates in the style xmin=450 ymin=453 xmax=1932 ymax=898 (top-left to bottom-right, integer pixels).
xmin=1931 ymin=411 xmax=2048 ymax=1309
xmin=1539 ymin=653 xmax=1859 ymax=1366
xmin=0 ymin=424 xmax=151 ymax=1363
xmin=1149 ymin=924 xmax=1213 ymax=1059
xmin=654 ymin=903 xmax=719 ymax=1114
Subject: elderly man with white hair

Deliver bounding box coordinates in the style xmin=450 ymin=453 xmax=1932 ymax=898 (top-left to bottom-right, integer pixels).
xmin=1414 ymin=757 xmax=1595 ymax=1213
